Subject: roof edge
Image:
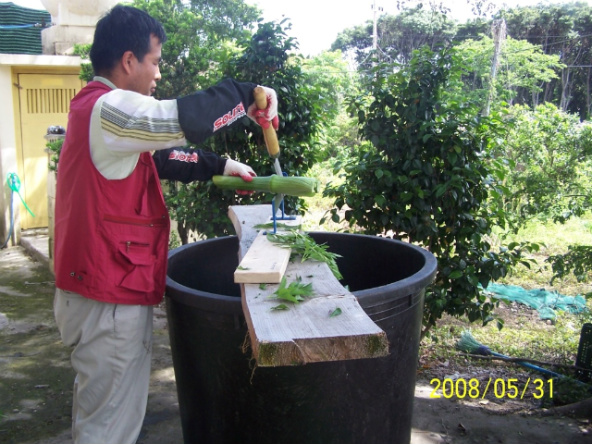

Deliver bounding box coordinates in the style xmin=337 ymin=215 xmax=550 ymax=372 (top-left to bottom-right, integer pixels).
xmin=0 ymin=53 xmax=81 ymax=66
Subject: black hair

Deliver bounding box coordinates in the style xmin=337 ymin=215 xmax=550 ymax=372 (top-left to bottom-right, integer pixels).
xmin=89 ymin=5 xmax=167 ymax=76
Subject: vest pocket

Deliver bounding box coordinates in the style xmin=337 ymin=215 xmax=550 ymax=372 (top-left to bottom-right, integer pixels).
xmin=117 ymin=241 xmax=156 ymax=293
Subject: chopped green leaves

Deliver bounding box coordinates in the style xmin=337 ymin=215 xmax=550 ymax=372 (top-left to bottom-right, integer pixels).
xmin=269 ymin=277 xmax=313 ymax=304
xmin=266 ymin=232 xmax=342 ymax=280
xmin=267 ymin=277 xmax=314 ymax=311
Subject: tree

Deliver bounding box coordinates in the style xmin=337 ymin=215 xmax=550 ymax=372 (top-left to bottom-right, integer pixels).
xmin=549 ymin=245 xmax=592 ymax=296
xmin=451 ymin=35 xmax=564 ymax=109
xmin=332 ymin=2 xmax=592 ymax=117
xmin=455 ymin=17 xmax=491 ymax=42
xmin=329 ymin=0 xmax=511 ymax=67
xmin=134 ymin=0 xmax=260 ymax=96
xmin=502 ymin=2 xmax=592 ymax=117
xmin=301 ymin=51 xmax=354 ymax=123
xmin=331 ymin=7 xmax=457 ymax=68
xmin=383 ymin=0 xmax=500 ymax=19
xmin=498 ymin=103 xmax=592 ymax=294
xmin=330 ymin=23 xmax=373 ymax=66
xmin=324 ymin=48 xmax=536 ymax=335
xmin=500 ymin=103 xmax=592 ymax=222
xmin=300 ymin=51 xmax=360 ymax=160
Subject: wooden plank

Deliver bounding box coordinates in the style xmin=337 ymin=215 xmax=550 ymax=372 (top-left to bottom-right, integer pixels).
xmin=228 ymin=205 xmax=301 ymax=284
xmin=229 ymin=205 xmax=389 ymax=367
xmin=234 ymin=232 xmax=290 ymax=283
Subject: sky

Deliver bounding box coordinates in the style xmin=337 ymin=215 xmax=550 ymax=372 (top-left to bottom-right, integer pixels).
xmin=10 ymin=0 xmax=592 ymax=56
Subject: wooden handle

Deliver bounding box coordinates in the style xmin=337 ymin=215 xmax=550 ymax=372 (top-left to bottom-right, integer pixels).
xmin=253 ymin=86 xmax=280 ymax=158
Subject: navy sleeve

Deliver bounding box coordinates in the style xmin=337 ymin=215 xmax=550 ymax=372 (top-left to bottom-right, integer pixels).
xmin=153 ymin=147 xmax=227 ymax=184
xmin=176 ymin=79 xmax=257 ymax=144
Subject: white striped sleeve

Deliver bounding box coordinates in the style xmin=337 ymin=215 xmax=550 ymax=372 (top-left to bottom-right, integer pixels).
xmin=96 ymin=89 xmax=187 ymax=153
xmin=89 ymin=89 xmax=188 ymax=179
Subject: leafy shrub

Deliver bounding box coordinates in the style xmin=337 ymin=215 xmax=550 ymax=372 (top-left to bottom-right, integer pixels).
xmin=325 ymin=47 xmax=538 ymax=335
xmin=500 ymin=103 xmax=592 ymax=224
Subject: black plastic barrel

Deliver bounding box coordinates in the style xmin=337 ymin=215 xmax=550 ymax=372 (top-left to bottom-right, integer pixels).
xmin=165 ymin=232 xmax=437 ymax=444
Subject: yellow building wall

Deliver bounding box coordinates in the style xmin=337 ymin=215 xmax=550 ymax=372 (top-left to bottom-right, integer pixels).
xmin=12 ymin=67 xmax=84 ymax=229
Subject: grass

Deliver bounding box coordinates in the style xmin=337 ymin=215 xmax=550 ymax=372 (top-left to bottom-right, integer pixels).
xmin=421 ymin=306 xmax=592 ymax=406
xmin=423 ymin=216 xmax=592 ymax=406
xmin=497 ymin=215 xmax=592 ymax=296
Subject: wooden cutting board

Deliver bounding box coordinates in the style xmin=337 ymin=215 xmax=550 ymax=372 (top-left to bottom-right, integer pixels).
xmin=229 ymin=205 xmax=389 ymax=367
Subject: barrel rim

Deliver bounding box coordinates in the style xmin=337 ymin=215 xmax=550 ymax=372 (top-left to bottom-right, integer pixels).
xmin=166 ymin=233 xmax=438 ymax=309
xmin=310 ymin=232 xmax=438 ymax=302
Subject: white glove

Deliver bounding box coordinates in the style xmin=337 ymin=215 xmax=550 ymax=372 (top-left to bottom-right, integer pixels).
xmin=247 ymin=86 xmax=279 ymax=130
xmin=223 ymin=159 xmax=256 ymax=195
xmin=223 ymin=159 xmax=256 ymax=182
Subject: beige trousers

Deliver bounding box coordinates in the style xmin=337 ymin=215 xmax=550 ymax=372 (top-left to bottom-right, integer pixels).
xmin=54 ymin=288 xmax=153 ymax=444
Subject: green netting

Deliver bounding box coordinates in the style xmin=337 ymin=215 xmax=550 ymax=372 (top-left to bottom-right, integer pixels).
xmin=0 ymin=2 xmax=50 ymax=55
xmin=483 ymin=283 xmax=588 ymax=321
xmin=0 ymin=2 xmax=50 ymax=25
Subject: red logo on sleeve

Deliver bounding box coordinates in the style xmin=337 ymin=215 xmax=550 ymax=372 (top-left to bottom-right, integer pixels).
xmin=213 ymin=102 xmax=246 ymax=132
xmin=168 ymin=150 xmax=199 ymax=163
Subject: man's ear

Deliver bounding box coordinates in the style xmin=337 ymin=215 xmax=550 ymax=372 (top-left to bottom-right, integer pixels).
xmin=121 ymin=51 xmax=135 ymax=75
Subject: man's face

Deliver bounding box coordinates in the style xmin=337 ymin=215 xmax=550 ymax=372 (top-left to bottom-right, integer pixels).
xmin=128 ymin=34 xmax=162 ymax=96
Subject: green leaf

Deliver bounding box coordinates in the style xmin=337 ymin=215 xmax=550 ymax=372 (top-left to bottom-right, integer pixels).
xmin=467 ymin=274 xmax=479 ymax=287
xmin=329 ymin=307 xmax=342 ymax=318
xmin=449 ymin=270 xmax=463 ymax=279
xmin=435 ymin=184 xmax=447 ymax=197
xmin=400 ymin=191 xmax=413 ymax=202
xmin=271 ymin=304 xmax=290 ymax=311
xmin=268 ymin=277 xmax=314 ymax=304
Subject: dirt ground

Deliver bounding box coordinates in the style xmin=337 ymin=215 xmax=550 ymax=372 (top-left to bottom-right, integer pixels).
xmin=0 ymin=244 xmax=590 ymax=444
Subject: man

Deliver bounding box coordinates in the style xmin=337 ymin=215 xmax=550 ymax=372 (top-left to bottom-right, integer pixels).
xmin=53 ymin=5 xmax=278 ymax=444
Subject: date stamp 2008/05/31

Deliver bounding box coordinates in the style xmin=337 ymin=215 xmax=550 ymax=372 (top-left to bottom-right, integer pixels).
xmin=429 ymin=377 xmax=553 ymax=400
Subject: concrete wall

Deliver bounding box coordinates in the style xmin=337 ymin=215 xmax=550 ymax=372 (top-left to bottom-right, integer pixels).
xmin=0 ymin=63 xmax=19 ymax=246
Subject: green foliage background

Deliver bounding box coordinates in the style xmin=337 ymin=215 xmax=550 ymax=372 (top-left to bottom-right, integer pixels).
xmin=325 ymin=48 xmax=540 ymax=333
xmin=60 ymin=0 xmax=592 ymax=330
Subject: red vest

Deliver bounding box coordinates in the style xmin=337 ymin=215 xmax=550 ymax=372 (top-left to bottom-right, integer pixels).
xmin=54 ymin=81 xmax=170 ymax=305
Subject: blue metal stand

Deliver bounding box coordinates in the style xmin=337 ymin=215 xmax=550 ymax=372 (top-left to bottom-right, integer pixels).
xmin=269 ymin=171 xmax=296 ymax=234
xmin=270 ymin=197 xmax=296 ymax=234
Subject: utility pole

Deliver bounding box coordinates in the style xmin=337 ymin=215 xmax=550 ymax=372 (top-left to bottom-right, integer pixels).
xmin=483 ymin=18 xmax=507 ymax=117
xmin=372 ymin=0 xmax=383 ymax=50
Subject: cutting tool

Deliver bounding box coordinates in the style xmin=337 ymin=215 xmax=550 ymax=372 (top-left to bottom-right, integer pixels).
xmin=253 ymin=87 xmax=282 ymax=175
xmin=253 ymin=87 xmax=294 ymax=232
